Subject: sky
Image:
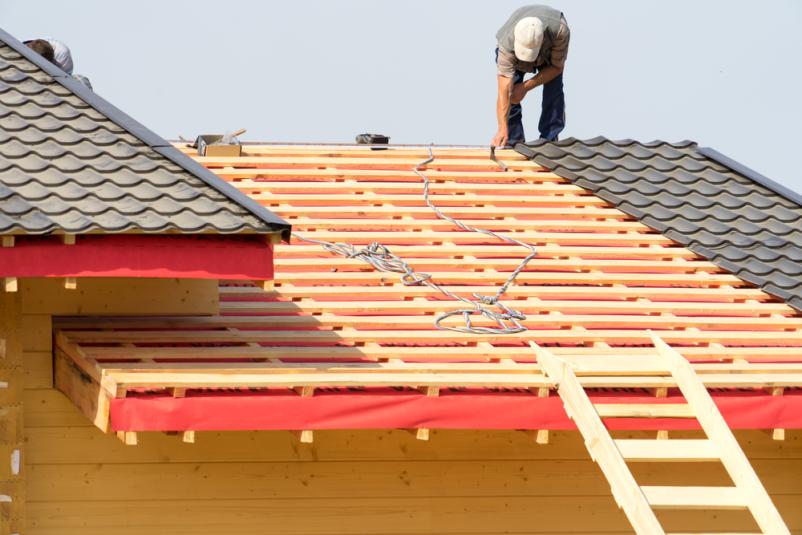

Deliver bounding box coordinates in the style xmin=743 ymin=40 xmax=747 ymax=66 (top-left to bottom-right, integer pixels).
xmin=3 ymin=0 xmax=801 ymax=190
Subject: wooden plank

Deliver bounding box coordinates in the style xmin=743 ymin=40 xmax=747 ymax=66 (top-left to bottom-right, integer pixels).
xmin=195 ymin=155 xmax=545 ymax=169
xmin=283 ymin=217 xmax=650 ymax=232
xmin=103 ymin=371 xmax=552 ymax=390
xmin=53 ymin=351 xmax=111 ymax=433
xmin=276 ymin=244 xmax=697 ymax=258
xmin=69 ymin=342 xmax=802 ymax=367
xmin=614 ymin=439 xmax=719 ymax=462
xmin=271 ymin=271 xmax=742 ymax=286
xmin=26 ymin=458 xmax=789 ymax=502
xmin=21 ymin=496 xmax=644 ymax=534
xmin=55 ymin=312 xmax=802 ymax=332
xmin=20 ymin=278 xmax=219 ymax=315
xmin=641 ymin=485 xmax=748 ymax=510
xmin=23 ymin=351 xmax=54 ymax=390
xmin=273 ymin=256 xmax=718 ymax=270
xmin=256 ymin=192 xmax=609 ymax=207
xmin=287 ymin=230 xmax=673 ymax=246
xmin=651 ymin=332 xmax=791 ymax=533
xmin=271 ymin=205 xmax=632 ymax=217
xmin=211 ymin=167 xmax=565 ymax=183
xmin=219 ymin=298 xmax=792 ymax=316
xmin=231 ymin=180 xmax=585 ymax=194
xmin=25 ymin=424 xmax=802 ymax=463
xmin=60 ymin=328 xmax=802 ymax=346
xmin=221 ymin=283 xmax=771 ymax=301
xmin=206 ymin=146 xmax=532 ymax=159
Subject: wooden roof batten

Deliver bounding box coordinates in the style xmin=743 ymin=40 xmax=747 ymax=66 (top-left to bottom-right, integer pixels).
xmin=53 ymin=146 xmax=802 ymax=445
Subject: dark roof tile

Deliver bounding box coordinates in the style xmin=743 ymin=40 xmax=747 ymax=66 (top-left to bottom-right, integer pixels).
xmin=516 ymin=137 xmax=802 ymax=311
xmin=0 ymin=31 xmax=289 ymax=237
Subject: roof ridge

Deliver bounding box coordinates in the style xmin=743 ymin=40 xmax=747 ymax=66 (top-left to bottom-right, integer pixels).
xmin=698 ymin=147 xmax=802 ymax=211
xmin=0 ymin=28 xmax=289 ymax=240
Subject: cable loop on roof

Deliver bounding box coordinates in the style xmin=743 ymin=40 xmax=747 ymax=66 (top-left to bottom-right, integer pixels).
xmin=292 ymin=145 xmax=538 ymax=334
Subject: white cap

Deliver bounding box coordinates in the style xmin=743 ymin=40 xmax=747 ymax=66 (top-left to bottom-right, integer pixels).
xmin=513 ymin=17 xmax=544 ymax=62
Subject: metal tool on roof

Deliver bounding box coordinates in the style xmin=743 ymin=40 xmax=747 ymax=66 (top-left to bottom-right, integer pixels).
xmin=489 ymin=145 xmax=508 ymax=172
xmin=293 ymin=146 xmax=538 ymax=334
xmin=355 ymin=133 xmax=390 ymax=150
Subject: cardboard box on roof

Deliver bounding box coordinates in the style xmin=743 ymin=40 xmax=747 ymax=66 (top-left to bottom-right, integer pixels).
xmin=194 ymin=134 xmax=242 ymax=157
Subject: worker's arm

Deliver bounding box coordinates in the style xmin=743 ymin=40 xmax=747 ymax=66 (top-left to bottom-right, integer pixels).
xmin=511 ymin=65 xmax=563 ymax=104
xmin=492 ymin=75 xmax=514 ymax=147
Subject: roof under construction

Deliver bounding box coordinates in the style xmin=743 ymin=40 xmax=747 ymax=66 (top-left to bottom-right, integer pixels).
xmin=55 ymin=144 xmax=802 ymax=435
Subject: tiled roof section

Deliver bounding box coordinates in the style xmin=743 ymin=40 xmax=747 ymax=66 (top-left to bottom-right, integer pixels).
xmin=0 ymin=30 xmax=289 ymax=237
xmin=515 ymin=137 xmax=802 ymax=310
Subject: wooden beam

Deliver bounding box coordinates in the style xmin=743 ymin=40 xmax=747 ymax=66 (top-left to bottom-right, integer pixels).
xmin=771 ymin=387 xmax=785 ymax=441
xmin=533 ymin=387 xmax=550 ymax=445
xmin=415 ymin=386 xmax=439 ymax=441
xmin=641 ymin=486 xmax=748 ymax=510
xmin=614 ymin=439 xmax=719 ymax=462
xmin=3 ymin=277 xmax=17 ymax=293
xmin=655 ymin=387 xmax=669 ymax=440
xmin=116 ymin=431 xmax=138 ymax=446
xmin=296 ymin=430 xmax=314 ymax=444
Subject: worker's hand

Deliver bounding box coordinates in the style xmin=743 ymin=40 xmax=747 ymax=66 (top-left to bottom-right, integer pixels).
xmin=511 ymin=83 xmax=528 ymax=105
xmin=491 ymin=129 xmax=509 ymax=148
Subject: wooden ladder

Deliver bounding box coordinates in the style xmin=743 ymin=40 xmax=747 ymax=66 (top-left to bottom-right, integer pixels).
xmin=531 ymin=332 xmax=790 ymax=535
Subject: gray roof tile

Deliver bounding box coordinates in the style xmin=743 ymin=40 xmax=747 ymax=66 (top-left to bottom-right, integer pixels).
xmin=0 ymin=31 xmax=289 ymax=237
xmin=516 ymin=137 xmax=802 ymax=311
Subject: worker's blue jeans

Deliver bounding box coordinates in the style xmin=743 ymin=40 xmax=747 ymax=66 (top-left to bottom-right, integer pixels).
xmin=496 ymin=50 xmax=566 ymax=144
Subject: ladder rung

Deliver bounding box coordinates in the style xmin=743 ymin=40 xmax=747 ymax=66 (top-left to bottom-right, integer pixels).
xmin=615 ymin=439 xmax=719 ymax=462
xmin=641 ymin=486 xmax=748 ymax=510
xmin=595 ymin=403 xmax=695 ymax=418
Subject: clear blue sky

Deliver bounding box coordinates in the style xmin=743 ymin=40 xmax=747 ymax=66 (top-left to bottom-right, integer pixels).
xmin=3 ymin=0 xmax=801 ymax=190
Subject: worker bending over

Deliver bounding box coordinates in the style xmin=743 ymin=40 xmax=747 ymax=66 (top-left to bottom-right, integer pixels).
xmin=24 ymin=38 xmax=93 ymax=90
xmin=492 ymin=5 xmax=570 ymax=147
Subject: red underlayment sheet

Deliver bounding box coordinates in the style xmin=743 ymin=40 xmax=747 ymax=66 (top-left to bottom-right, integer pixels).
xmin=0 ymin=234 xmax=274 ymax=279
xmin=110 ymin=388 xmax=802 ymax=432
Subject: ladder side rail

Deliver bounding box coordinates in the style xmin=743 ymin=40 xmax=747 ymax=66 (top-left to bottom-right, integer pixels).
xmin=650 ymin=332 xmax=790 ymax=535
xmin=532 ymin=342 xmax=665 ymax=535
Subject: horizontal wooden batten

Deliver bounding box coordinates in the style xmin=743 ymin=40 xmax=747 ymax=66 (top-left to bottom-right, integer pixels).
xmin=195 ymin=155 xmax=545 ymax=170
xmin=230 ymin=179 xmax=585 ymax=195
xmin=218 ymin=298 xmax=792 ymax=316
xmin=61 ymin=328 xmax=802 ymax=346
xmin=54 ymin=313 xmax=802 ymax=331
xmin=221 ymin=284 xmax=771 ymax=300
xmin=257 ymin=193 xmax=608 ymax=207
xmin=73 ymin=344 xmax=802 ymax=364
xmin=283 ymin=218 xmax=649 ymax=233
